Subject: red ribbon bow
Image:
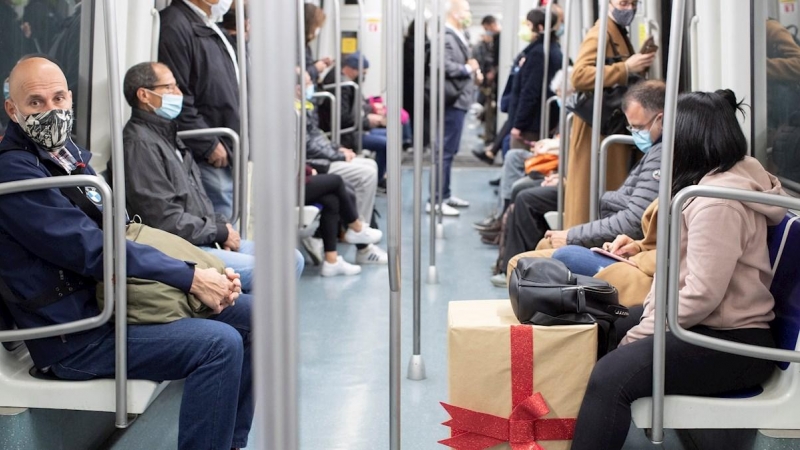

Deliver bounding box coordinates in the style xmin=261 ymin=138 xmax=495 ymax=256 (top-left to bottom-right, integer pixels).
xmin=439 ymin=325 xmax=576 ymax=450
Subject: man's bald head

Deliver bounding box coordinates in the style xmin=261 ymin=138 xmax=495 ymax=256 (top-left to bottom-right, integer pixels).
xmin=5 ymin=57 xmax=72 ymax=123
xmin=447 ymin=0 xmax=471 ymax=28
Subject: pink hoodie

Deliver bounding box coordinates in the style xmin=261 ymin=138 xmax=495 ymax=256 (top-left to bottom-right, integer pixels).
xmin=622 ymin=157 xmax=787 ymax=345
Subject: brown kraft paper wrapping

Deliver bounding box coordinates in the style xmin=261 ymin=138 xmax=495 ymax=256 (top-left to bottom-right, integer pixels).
xmin=443 ymin=300 xmax=597 ymax=450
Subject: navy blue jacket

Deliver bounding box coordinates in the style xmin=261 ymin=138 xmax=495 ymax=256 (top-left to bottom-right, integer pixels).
xmin=511 ymin=37 xmax=563 ymax=134
xmin=0 ymin=122 xmax=196 ymax=369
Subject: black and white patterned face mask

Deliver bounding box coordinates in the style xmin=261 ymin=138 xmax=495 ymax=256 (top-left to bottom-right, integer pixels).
xmin=15 ymin=108 xmax=74 ymax=151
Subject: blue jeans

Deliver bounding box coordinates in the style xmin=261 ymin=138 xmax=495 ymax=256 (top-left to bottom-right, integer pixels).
xmin=51 ymin=295 xmax=255 ymax=450
xmin=552 ymin=245 xmax=617 ymax=276
xmin=362 ymin=128 xmax=388 ymax=180
xmin=198 ymin=162 xmax=234 ymax=219
xmin=294 ymin=248 xmax=304 ymax=278
xmin=202 ymin=239 xmax=255 ymax=293
xmin=432 ymin=107 xmax=467 ymax=202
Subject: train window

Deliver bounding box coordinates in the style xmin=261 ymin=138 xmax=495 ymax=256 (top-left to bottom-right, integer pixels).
xmin=0 ymin=0 xmax=93 ymax=146
xmin=762 ymin=2 xmax=800 ymax=191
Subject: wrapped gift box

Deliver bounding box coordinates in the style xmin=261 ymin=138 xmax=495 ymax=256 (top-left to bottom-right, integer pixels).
xmin=440 ymin=300 xmax=597 ymax=450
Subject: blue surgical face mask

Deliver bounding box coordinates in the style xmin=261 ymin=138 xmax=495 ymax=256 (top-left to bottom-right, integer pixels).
xmin=556 ymin=97 xmax=563 ymax=109
xmin=149 ymin=91 xmax=184 ymax=120
xmin=631 ymin=128 xmax=652 ymax=153
xmin=2 ymin=80 xmax=9 ymax=100
xmin=305 ymin=84 xmax=315 ymax=101
xmin=555 ymin=24 xmax=565 ymax=37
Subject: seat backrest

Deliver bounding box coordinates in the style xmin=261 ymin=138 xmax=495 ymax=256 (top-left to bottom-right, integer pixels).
xmin=767 ymin=213 xmax=800 ymax=369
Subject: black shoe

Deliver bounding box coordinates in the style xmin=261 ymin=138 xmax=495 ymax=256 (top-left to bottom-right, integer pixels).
xmin=472 ymin=149 xmax=495 ymax=165
xmin=377 ymin=178 xmax=387 ymax=194
xmin=472 ymin=216 xmax=497 ymax=230
xmin=488 ymin=177 xmax=501 ymax=187
xmin=481 ymin=234 xmax=500 ymax=246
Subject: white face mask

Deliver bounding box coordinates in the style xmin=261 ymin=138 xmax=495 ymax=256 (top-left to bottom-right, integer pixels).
xmin=204 ymin=0 xmax=233 ymax=22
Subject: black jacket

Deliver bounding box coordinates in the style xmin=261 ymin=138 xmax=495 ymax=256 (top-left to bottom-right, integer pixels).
xmin=158 ymin=1 xmax=240 ymax=161
xmin=319 ymin=70 xmax=370 ymax=150
xmin=511 ymin=37 xmax=563 ymax=134
xmin=119 ymin=109 xmax=230 ymax=246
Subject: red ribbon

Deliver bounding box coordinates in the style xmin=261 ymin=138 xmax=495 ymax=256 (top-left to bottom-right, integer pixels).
xmin=439 ymin=325 xmax=576 ymax=449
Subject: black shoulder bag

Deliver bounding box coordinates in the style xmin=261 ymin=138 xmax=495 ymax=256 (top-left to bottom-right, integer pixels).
xmin=508 ymin=257 xmax=629 ymax=357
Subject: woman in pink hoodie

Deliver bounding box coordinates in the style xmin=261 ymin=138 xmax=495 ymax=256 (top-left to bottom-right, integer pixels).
xmin=571 ymin=90 xmax=787 ymax=450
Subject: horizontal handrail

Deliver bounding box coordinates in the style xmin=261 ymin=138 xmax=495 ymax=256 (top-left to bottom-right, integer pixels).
xmin=311 ymin=91 xmax=338 ymax=140
xmin=0 ymin=176 xmax=114 ymax=342
xmin=323 ymin=80 xmax=361 ymax=138
xmin=177 ymin=128 xmax=242 ymax=227
xmin=663 ymin=185 xmax=800 ymax=363
xmin=596 ymin=135 xmax=635 ymax=208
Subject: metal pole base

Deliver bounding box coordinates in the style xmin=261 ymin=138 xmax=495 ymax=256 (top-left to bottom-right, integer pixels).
xmin=427 ymin=265 xmax=439 ymax=284
xmin=407 ymin=354 xmax=427 ymax=380
xmin=436 ymin=223 xmax=444 ymax=239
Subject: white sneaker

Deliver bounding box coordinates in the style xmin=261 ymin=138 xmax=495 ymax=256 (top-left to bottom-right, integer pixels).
xmin=426 ymin=202 xmax=460 ymax=217
xmin=320 ymin=256 xmax=362 ymax=277
xmin=356 ymin=244 xmax=389 ymax=264
xmin=301 ymin=237 xmax=323 ymax=266
xmin=445 ymin=196 xmax=470 ymax=208
xmin=343 ymin=225 xmax=382 ymax=245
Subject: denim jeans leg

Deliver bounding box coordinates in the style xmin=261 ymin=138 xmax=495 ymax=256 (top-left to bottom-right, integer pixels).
xmin=295 ymin=248 xmax=305 ymax=279
xmin=552 ymin=245 xmax=617 ymax=276
xmin=198 ymin=162 xmax=234 ymax=219
xmin=440 ymin=107 xmax=466 ymax=201
xmin=361 ymin=131 xmax=388 ymax=180
xmin=201 ymin=240 xmax=255 ymax=293
xmin=50 ymin=297 xmax=256 ymax=450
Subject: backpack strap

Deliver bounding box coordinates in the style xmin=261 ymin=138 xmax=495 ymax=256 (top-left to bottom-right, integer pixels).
xmin=39 ymin=157 xmax=104 ymax=229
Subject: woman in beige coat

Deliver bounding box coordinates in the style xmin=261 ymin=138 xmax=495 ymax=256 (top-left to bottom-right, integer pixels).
xmin=564 ymin=0 xmax=654 ymax=228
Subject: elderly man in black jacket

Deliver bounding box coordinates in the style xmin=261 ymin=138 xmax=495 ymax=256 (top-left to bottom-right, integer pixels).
xmin=118 ymin=62 xmax=303 ymax=291
xmin=158 ymin=0 xmax=239 ymax=219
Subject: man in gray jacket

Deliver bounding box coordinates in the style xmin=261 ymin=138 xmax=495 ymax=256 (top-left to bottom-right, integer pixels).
xmin=431 ymin=0 xmax=483 ymax=217
xmin=119 ymin=62 xmax=302 ymax=291
xmin=492 ymin=80 xmax=665 ymax=287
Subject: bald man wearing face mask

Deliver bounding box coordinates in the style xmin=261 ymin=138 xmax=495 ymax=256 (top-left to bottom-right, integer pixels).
xmin=0 ymin=56 xmax=254 ymax=450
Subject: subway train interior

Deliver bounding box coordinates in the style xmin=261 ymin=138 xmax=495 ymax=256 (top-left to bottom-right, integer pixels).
xmin=1 ymin=0 xmax=800 ymax=449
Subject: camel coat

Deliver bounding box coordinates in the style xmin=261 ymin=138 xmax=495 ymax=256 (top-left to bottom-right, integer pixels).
xmin=506 ymin=200 xmax=659 ymax=308
xmin=564 ymin=18 xmax=637 ymax=228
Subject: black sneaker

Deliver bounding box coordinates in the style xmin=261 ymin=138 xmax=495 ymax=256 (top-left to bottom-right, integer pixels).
xmin=471 ymin=149 xmax=495 ymax=165
xmin=377 ymin=178 xmax=387 ymax=194
xmin=488 ymin=177 xmax=501 ymax=186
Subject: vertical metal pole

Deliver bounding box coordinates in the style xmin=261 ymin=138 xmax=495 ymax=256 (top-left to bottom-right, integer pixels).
xmin=650 ymin=0 xmax=685 ymax=443
xmin=408 ymin=0 xmax=426 ymax=381
xmin=356 ymin=0 xmax=365 ymax=155
xmin=333 ymin=0 xmax=343 ymax=145
xmin=102 ymin=0 xmax=128 ymax=428
xmin=297 ymin=0 xmax=308 ymax=229
xmin=428 ymin=3 xmax=440 ymax=284
xmin=436 ymin=0 xmax=445 ymax=238
xmin=588 ymin=1 xmax=609 ymax=222
xmin=385 ymin=0 xmax=402 ymax=447
xmin=538 ymin=1 xmax=554 ymax=137
xmin=252 ymin=0 xmax=298 ymax=448
xmin=556 ymin=0 xmax=573 ymax=231
xmin=235 ymin=0 xmax=250 ymax=237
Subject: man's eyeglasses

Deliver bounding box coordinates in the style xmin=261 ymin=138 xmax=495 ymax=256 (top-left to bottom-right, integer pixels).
xmin=626 ymin=114 xmax=660 ymax=133
xmin=146 ymin=83 xmax=178 ymax=92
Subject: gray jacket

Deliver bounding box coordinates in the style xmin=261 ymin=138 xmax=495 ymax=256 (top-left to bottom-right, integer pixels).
xmin=444 ymin=27 xmax=476 ymax=111
xmin=120 ymin=108 xmax=229 ymax=246
xmin=567 ymin=142 xmax=662 ymax=247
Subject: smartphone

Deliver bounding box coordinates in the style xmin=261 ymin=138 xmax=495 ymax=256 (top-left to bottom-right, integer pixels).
xmin=591 ymin=247 xmax=639 ymax=267
xmin=640 ymin=36 xmax=658 ymax=54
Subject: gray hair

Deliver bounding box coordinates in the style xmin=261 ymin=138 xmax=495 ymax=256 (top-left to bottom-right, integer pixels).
xmin=123 ymin=62 xmax=159 ymax=108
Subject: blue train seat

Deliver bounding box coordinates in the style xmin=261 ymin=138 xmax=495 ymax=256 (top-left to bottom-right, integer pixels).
xmin=631 ymin=213 xmax=800 ymax=430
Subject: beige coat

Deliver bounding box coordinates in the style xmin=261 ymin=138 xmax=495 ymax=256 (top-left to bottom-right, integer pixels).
xmin=564 ymin=18 xmax=637 ymax=228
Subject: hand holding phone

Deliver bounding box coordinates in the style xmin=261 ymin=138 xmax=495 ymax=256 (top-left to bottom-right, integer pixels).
xmin=591 ymin=247 xmax=639 ymax=267
xmin=640 ymin=36 xmax=658 ymax=54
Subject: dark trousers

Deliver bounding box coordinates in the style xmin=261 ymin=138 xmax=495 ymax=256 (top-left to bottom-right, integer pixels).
xmin=572 ymin=305 xmax=776 ymax=450
xmin=502 ymin=185 xmax=558 ymax=271
xmin=432 ymin=106 xmax=466 ymax=202
xmin=362 ymin=128 xmax=388 ymax=180
xmin=305 ymin=174 xmax=359 ymax=252
xmin=52 ymin=295 xmax=255 ymax=450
